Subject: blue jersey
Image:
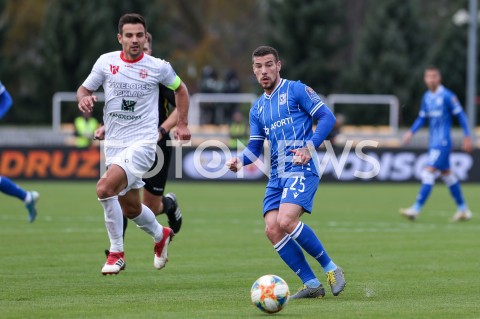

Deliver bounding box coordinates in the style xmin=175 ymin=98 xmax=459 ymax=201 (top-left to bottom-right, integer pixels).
xmin=415 ymin=85 xmax=466 ymax=149
xmin=248 ymin=79 xmax=327 ymax=179
xmin=0 ymin=81 xmax=13 ymax=119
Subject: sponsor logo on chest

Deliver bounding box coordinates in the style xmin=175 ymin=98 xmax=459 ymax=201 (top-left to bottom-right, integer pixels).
xmin=270 ymin=117 xmax=293 ymax=130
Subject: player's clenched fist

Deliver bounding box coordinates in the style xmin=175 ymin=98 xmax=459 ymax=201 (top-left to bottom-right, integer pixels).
xmin=226 ymin=157 xmax=243 ymax=172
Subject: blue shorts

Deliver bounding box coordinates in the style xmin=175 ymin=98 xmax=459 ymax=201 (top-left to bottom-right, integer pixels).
xmin=426 ymin=147 xmax=450 ymax=171
xmin=263 ymin=172 xmax=319 ymax=215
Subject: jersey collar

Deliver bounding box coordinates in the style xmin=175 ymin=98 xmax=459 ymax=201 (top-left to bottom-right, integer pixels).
xmin=120 ymin=51 xmax=144 ymax=63
xmin=264 ymin=78 xmax=285 ymax=99
xmin=429 ymin=84 xmax=444 ymax=95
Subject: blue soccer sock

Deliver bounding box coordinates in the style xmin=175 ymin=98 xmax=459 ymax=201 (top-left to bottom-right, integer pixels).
xmin=413 ymin=183 xmax=433 ymax=211
xmin=448 ymin=183 xmax=466 ymax=209
xmin=274 ymin=235 xmax=316 ymax=285
xmin=442 ymin=173 xmax=467 ymax=211
xmin=289 ymin=222 xmax=336 ymax=272
xmin=412 ymin=170 xmax=436 ymax=212
xmin=0 ymin=176 xmax=27 ymax=201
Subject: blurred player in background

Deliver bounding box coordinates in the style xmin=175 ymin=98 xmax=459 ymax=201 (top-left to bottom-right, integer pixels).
xmin=0 ymin=80 xmax=13 ymax=119
xmin=0 ymin=81 xmax=39 ymax=223
xmin=77 ymin=13 xmax=190 ymax=275
xmin=0 ymin=176 xmax=39 ymax=223
xmin=400 ymin=66 xmax=473 ymax=222
xmin=226 ymin=46 xmax=346 ymax=299
xmin=73 ymin=110 xmax=99 ymax=148
xmin=95 ymin=31 xmax=183 ymax=247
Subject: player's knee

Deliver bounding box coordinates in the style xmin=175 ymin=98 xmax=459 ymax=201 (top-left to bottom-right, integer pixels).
xmin=421 ymin=170 xmax=436 ymax=185
xmin=265 ymin=225 xmax=282 ymax=244
xmin=96 ymin=183 xmax=116 ymax=199
xmin=277 ymin=218 xmax=296 ymax=234
xmin=441 ymin=172 xmax=458 ymax=186
xmin=96 ymin=178 xmax=121 ymax=199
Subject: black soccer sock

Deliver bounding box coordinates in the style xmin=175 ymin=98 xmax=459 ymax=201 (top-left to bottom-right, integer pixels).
xmin=122 ymin=216 xmax=128 ymax=239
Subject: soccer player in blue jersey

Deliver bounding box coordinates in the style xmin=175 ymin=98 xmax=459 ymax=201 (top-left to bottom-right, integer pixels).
xmin=226 ymin=46 xmax=346 ymax=298
xmin=0 ymin=81 xmax=39 ymax=222
xmin=400 ymin=66 xmax=473 ymax=222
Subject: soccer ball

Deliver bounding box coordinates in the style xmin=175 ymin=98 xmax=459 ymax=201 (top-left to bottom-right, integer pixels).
xmin=250 ymin=274 xmax=290 ymax=314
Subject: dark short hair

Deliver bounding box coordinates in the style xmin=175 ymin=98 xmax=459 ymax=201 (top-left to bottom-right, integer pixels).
xmin=146 ymin=32 xmax=152 ymax=44
xmin=252 ymin=46 xmax=280 ymax=63
xmin=425 ymin=65 xmax=441 ymax=74
xmin=118 ymin=13 xmax=147 ymax=34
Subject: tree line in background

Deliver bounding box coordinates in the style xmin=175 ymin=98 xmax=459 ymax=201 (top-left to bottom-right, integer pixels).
xmin=0 ymin=0 xmax=476 ymax=127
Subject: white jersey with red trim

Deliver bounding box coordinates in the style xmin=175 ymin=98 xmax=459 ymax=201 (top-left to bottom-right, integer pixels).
xmin=82 ymin=51 xmax=178 ymax=146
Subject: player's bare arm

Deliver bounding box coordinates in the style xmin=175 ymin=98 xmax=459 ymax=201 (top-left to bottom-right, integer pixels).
xmin=463 ymin=136 xmax=473 ymax=153
xmin=173 ymin=81 xmax=191 ymax=141
xmin=76 ymin=86 xmax=97 ymax=113
xmin=159 ymin=108 xmax=178 ymax=140
xmin=402 ymin=131 xmax=413 ymax=145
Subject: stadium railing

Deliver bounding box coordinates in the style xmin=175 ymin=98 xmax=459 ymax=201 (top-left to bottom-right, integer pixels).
xmin=51 ymin=92 xmax=405 ymax=147
xmin=327 ymin=94 xmax=400 ymax=135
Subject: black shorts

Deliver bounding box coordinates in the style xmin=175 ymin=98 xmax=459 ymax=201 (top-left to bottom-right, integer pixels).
xmin=143 ymin=135 xmax=172 ymax=196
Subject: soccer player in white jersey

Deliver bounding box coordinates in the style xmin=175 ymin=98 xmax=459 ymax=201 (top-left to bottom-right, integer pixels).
xmin=226 ymin=46 xmax=346 ymax=298
xmin=400 ymin=66 xmax=473 ymax=222
xmin=76 ymin=13 xmax=190 ymax=275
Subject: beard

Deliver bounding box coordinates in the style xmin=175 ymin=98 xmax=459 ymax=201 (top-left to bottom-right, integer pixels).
xmin=260 ymin=75 xmax=277 ymax=92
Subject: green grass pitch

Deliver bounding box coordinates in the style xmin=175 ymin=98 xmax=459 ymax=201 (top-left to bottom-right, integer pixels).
xmin=1 ymin=181 xmax=479 ymax=318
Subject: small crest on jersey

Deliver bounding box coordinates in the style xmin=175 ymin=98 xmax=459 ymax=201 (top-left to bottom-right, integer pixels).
xmin=139 ymin=69 xmax=148 ymax=79
xmin=305 ymin=86 xmax=320 ymax=103
xmin=110 ymin=64 xmax=120 ymax=75
xmin=279 ymin=93 xmax=287 ymax=105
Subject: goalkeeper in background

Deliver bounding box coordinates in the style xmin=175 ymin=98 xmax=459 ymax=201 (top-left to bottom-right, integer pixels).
xmin=400 ymin=66 xmax=473 ymax=222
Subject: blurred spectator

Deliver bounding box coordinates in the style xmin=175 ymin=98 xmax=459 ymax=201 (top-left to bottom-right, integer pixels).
xmin=223 ymin=68 xmax=240 ymax=94
xmin=199 ymin=65 xmax=224 ymax=124
xmin=74 ymin=110 xmax=99 ymax=148
xmin=222 ymin=68 xmax=241 ymax=122
xmin=325 ymin=113 xmax=345 ymax=145
xmin=199 ymin=65 xmax=223 ymax=93
xmin=228 ymin=110 xmax=249 ymax=148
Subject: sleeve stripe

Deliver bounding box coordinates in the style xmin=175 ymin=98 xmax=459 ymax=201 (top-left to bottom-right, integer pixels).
xmin=309 ymin=101 xmax=324 ymax=116
xmin=452 ymin=107 xmax=462 ymax=115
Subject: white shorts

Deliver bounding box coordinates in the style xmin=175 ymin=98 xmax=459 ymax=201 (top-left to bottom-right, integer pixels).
xmin=104 ymin=142 xmax=156 ymax=196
